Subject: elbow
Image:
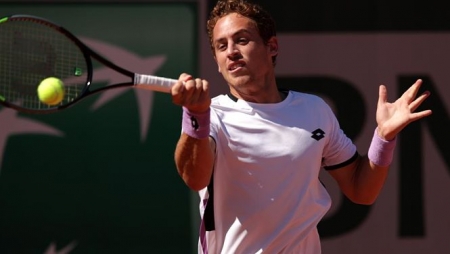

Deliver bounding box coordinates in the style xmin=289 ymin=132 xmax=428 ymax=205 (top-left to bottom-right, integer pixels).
xmin=181 ymin=173 xmax=209 ymax=191
xmin=175 ymin=159 xmax=213 ymax=192
xmin=186 ymin=180 xmax=208 ymax=192
xmin=347 ymin=194 xmax=378 ymax=205
xmin=352 ymin=199 xmax=376 ymax=206
xmin=176 ymin=164 xmax=210 ymax=191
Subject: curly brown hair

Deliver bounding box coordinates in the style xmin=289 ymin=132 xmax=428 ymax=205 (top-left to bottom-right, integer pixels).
xmin=206 ymin=0 xmax=277 ymax=64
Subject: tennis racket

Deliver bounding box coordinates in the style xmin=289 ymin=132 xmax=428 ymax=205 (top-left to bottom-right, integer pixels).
xmin=0 ymin=14 xmax=178 ymax=114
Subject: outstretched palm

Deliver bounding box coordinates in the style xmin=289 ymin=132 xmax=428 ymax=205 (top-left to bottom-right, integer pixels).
xmin=376 ymin=79 xmax=432 ymax=141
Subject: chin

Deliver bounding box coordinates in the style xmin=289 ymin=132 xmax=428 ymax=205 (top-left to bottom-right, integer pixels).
xmin=227 ymin=75 xmax=251 ymax=87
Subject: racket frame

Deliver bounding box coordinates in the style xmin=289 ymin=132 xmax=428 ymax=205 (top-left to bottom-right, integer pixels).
xmin=0 ymin=14 xmax=154 ymax=114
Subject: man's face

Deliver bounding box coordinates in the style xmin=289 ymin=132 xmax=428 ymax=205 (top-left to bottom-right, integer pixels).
xmin=212 ymin=13 xmax=277 ymax=93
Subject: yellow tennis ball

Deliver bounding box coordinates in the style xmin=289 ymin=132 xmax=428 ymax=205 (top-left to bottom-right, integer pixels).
xmin=37 ymin=77 xmax=65 ymax=106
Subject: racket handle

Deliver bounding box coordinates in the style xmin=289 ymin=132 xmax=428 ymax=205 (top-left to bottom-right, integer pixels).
xmin=134 ymin=74 xmax=177 ymax=93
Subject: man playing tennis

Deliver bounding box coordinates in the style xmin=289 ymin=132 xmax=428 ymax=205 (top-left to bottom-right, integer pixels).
xmin=170 ymin=0 xmax=432 ymax=253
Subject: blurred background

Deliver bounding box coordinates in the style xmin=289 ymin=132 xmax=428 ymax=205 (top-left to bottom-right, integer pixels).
xmin=0 ymin=0 xmax=448 ymax=253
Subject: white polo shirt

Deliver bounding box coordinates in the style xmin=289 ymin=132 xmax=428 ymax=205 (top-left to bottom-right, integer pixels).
xmin=198 ymin=91 xmax=357 ymax=254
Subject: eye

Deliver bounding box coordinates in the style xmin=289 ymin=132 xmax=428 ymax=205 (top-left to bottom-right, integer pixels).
xmin=216 ymin=43 xmax=227 ymax=51
xmin=237 ymin=38 xmax=249 ymax=44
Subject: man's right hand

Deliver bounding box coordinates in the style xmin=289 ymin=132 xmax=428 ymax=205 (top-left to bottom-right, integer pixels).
xmin=171 ymin=73 xmax=211 ymax=113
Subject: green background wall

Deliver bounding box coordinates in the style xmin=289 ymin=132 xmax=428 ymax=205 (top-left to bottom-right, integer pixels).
xmin=0 ymin=3 xmax=197 ymax=253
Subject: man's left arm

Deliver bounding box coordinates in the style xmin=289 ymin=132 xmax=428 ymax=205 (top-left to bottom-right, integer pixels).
xmin=328 ymin=79 xmax=432 ymax=204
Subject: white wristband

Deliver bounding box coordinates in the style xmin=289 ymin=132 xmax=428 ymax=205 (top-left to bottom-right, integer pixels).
xmin=368 ymin=128 xmax=397 ymax=167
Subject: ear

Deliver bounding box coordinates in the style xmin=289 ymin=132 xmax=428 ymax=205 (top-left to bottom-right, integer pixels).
xmin=267 ymin=36 xmax=278 ymax=56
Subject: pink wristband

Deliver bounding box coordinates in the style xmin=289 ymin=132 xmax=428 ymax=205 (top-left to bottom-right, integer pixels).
xmin=368 ymin=128 xmax=397 ymax=167
xmin=182 ymin=107 xmax=210 ymax=139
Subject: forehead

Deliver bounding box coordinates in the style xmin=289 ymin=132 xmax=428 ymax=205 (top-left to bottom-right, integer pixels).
xmin=213 ymin=13 xmax=257 ymax=40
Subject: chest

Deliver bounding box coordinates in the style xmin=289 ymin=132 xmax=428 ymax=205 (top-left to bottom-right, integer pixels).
xmin=217 ymin=110 xmax=329 ymax=164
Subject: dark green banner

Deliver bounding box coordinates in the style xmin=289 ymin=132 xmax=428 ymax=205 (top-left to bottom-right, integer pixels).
xmin=0 ymin=3 xmax=197 ymax=253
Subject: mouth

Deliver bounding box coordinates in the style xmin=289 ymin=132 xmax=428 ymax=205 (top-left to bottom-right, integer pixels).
xmin=228 ymin=62 xmax=245 ymax=72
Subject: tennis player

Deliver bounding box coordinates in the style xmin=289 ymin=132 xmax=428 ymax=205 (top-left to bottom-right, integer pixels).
xmin=170 ymin=0 xmax=432 ymax=253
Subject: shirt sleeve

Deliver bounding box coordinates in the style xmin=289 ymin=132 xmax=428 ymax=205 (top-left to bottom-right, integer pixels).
xmin=320 ymin=100 xmax=358 ymax=169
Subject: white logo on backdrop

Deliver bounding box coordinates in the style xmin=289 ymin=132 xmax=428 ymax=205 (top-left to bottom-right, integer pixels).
xmin=80 ymin=37 xmax=167 ymax=142
xmin=44 ymin=241 xmax=77 ymax=254
xmin=0 ymin=108 xmax=64 ymax=171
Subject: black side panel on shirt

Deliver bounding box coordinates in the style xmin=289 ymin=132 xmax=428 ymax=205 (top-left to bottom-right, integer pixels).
xmin=204 ymin=173 xmax=215 ymax=231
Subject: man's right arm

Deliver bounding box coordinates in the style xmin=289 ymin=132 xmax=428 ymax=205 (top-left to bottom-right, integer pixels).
xmin=174 ymin=134 xmax=216 ymax=191
xmin=171 ymin=73 xmax=214 ymax=191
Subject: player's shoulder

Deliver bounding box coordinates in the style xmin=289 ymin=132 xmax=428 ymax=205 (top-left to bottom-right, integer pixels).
xmin=211 ymin=94 xmax=228 ymax=103
xmin=211 ymin=94 xmax=235 ymax=107
xmin=287 ymin=90 xmax=328 ymax=105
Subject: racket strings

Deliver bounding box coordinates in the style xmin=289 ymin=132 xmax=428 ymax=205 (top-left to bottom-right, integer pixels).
xmin=0 ymin=17 xmax=89 ymax=110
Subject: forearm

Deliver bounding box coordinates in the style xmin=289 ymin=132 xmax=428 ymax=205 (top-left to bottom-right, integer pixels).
xmin=352 ymin=128 xmax=396 ymax=204
xmin=332 ymin=128 xmax=396 ymax=204
xmin=351 ymin=155 xmax=390 ymax=204
xmin=175 ymin=134 xmax=215 ymax=191
xmin=170 ymin=74 xmax=215 ymax=190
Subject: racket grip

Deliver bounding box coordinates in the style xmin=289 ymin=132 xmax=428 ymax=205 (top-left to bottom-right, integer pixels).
xmin=134 ymin=74 xmax=177 ymax=93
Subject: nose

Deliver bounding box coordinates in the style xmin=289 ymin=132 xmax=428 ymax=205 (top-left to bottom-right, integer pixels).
xmin=227 ymin=44 xmax=240 ymax=60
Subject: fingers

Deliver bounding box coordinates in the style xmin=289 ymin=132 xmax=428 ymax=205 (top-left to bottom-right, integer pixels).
xmin=409 ymin=90 xmax=431 ymax=112
xmin=171 ymin=73 xmax=192 ymax=95
xmin=402 ymin=79 xmax=432 ymax=112
xmin=171 ymin=73 xmax=211 ymax=112
xmin=184 ymin=78 xmax=207 ymax=102
xmin=409 ymin=83 xmax=432 ymax=120
xmin=383 ymin=79 xmax=429 ymax=110
xmin=410 ymin=109 xmax=433 ymax=122
xmin=400 ymin=79 xmax=432 ymax=121
xmin=378 ymin=84 xmax=388 ymax=106
xmin=402 ymin=79 xmax=423 ymax=103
